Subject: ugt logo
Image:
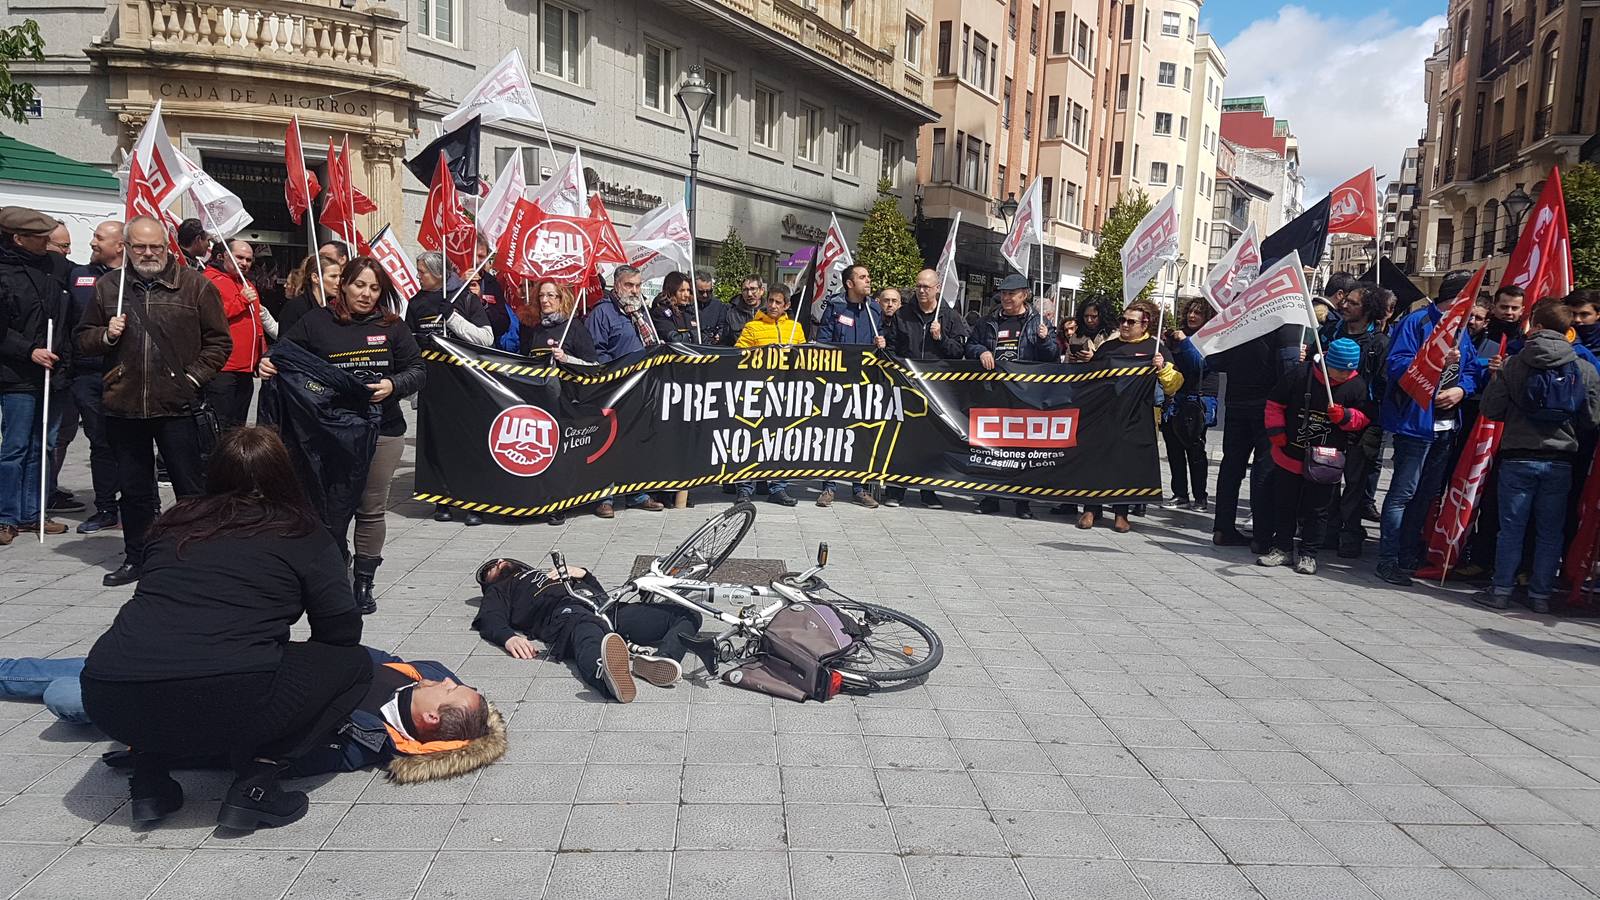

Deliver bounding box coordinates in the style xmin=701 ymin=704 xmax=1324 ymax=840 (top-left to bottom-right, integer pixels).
xmin=488 ymin=405 xmax=558 ymax=477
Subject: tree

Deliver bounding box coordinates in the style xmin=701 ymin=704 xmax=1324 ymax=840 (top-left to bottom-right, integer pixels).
xmin=1567 ymin=162 xmax=1600 ymax=291
xmin=855 ymin=178 xmax=926 ymax=291
xmin=0 ymin=20 xmax=45 ymax=125
xmin=712 ymin=228 xmax=753 ymax=302
xmin=1080 ymin=189 xmax=1154 ymax=314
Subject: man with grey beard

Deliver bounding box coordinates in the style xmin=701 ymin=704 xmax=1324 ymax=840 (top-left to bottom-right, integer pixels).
xmin=75 ymin=216 xmax=231 ymax=587
xmin=583 ymin=265 xmax=664 ymax=518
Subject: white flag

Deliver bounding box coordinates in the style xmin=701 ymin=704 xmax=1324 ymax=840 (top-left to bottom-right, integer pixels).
xmin=128 ymin=100 xmax=193 ymax=209
xmin=176 ymin=151 xmax=252 ymax=238
xmin=476 ymin=152 xmax=526 ymax=246
xmin=1000 ymin=177 xmax=1044 ymax=272
xmin=625 ymin=200 xmax=692 ymax=280
xmin=817 ymin=213 xmax=854 ymax=294
xmin=1119 ymin=189 xmax=1180 ymax=307
xmin=368 ymin=225 xmax=422 ymax=314
xmin=528 ymin=147 xmax=587 ymax=217
xmin=1189 ymin=251 xmax=1316 ymax=356
xmin=1202 ymin=222 xmax=1262 ymax=311
xmin=443 ymin=49 xmax=545 ymax=131
xmin=937 ymin=211 xmax=962 ymax=309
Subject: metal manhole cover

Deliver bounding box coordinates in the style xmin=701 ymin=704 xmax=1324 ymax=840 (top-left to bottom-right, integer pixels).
xmin=628 ymin=555 xmax=789 ymax=582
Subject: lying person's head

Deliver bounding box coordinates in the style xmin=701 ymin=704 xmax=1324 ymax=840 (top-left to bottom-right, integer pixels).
xmin=409 ymin=677 xmax=491 ymax=742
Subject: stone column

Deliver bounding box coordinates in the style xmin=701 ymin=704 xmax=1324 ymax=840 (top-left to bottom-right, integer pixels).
xmin=363 ymin=135 xmax=407 ymax=235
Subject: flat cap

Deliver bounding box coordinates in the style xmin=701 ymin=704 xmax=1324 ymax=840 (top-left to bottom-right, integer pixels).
xmin=997 ymin=273 xmax=1031 ymax=292
xmin=0 ymin=206 xmax=59 ymax=236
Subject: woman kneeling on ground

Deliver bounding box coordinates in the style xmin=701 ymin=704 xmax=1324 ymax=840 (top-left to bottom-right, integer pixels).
xmin=80 ymin=427 xmax=371 ymax=833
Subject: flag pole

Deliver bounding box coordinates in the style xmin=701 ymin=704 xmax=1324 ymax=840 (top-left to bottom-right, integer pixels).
xmin=115 ymin=255 xmax=127 ymax=319
xmin=556 ymin=287 xmax=582 ymax=351
xmin=1305 ymin=293 xmax=1337 ymax=407
xmin=38 ymin=320 xmax=53 ymax=542
xmin=447 ymin=254 xmax=495 ymax=307
xmin=1152 ymin=260 xmax=1168 ymax=361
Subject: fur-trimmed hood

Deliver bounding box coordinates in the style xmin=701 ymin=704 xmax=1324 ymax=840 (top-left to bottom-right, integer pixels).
xmin=384 ymin=699 xmax=508 ymax=784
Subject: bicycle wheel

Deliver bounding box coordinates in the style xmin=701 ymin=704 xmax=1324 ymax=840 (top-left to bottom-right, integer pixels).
xmin=826 ymin=600 xmax=944 ymax=683
xmin=656 ymin=501 xmax=756 ymax=579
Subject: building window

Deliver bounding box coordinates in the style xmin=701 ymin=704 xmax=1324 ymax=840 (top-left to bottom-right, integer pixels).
xmin=753 ymin=85 xmax=779 ymax=149
xmin=1175 ymin=164 xmax=1184 ymax=188
xmin=1187 ymin=16 xmax=1196 ymax=40
xmin=798 ymin=102 xmax=822 ymax=162
xmin=971 ymin=33 xmax=990 ymax=91
xmin=904 ymin=17 xmax=923 ymax=67
xmin=1002 ymin=77 xmax=1013 ymax=127
xmin=1069 ymin=102 xmax=1086 ymax=146
xmin=1024 ymin=89 xmax=1034 ymax=137
xmin=841 ymin=0 xmax=855 ymax=32
xmin=937 ymin=21 xmax=952 ymax=74
xmin=1116 ymin=74 xmax=1128 ymax=109
xmin=1154 ymin=112 xmax=1172 ymax=135
xmin=1074 ymin=18 xmax=1093 ymax=66
xmin=962 ymin=136 xmax=983 ymax=191
xmin=1008 ymin=0 xmax=1018 ymax=36
xmin=1183 ymin=66 xmax=1192 ymax=91
xmin=1042 ymin=177 xmax=1055 ymax=218
xmin=1137 ymin=77 xmax=1145 ymax=111
xmin=1052 ymin=11 xmax=1068 ymax=53
xmin=1063 ymin=181 xmax=1080 ymax=225
xmin=881 ymin=136 xmax=902 ymax=186
xmin=1158 ymin=62 xmax=1176 ymax=85
xmin=642 ymin=40 xmax=676 ymax=111
xmin=703 ymin=65 xmax=732 ymax=134
xmin=1112 ymin=140 xmax=1124 ymax=175
xmin=1122 ymin=4 xmax=1134 ymax=40
xmin=1030 ymin=4 xmax=1040 ymax=53
xmin=1161 ymin=11 xmax=1181 ymax=36
xmin=1046 ymin=96 xmax=1061 ymax=137
xmin=1203 ymin=124 xmax=1213 ymax=150
xmin=997 ymin=163 xmax=1008 ymax=197
xmin=931 ymin=128 xmax=946 ymax=182
xmin=836 ymin=117 xmax=859 ymax=174
xmin=1150 ymin=161 xmax=1168 ymax=185
xmin=1179 ymin=115 xmax=1188 ymax=139
xmin=417 ymin=0 xmax=458 ymax=44
xmin=539 ymin=1 xmax=583 ymax=83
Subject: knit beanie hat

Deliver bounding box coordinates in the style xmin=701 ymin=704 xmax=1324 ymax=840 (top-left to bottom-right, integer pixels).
xmin=1323 ymin=337 xmax=1361 ymax=372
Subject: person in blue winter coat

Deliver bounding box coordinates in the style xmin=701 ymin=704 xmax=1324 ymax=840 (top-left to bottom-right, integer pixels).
xmin=1374 ymin=269 xmax=1487 ymax=586
xmin=812 ymin=264 xmax=884 ymax=509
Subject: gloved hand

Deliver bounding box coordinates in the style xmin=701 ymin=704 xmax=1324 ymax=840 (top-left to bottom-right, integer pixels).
xmin=1327 ymin=403 xmax=1347 ymax=424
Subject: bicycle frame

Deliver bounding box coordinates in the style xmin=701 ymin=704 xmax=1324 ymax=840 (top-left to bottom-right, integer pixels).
xmin=597 ymin=555 xmax=826 ymax=629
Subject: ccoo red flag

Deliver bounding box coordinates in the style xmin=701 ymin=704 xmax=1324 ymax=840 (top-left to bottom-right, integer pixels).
xmin=1396 ymin=266 xmax=1485 ymax=410
xmin=1326 ymin=167 xmax=1379 ymax=237
xmin=1414 ymin=409 xmax=1505 ymax=581
xmin=1501 ymin=168 xmax=1573 ymax=313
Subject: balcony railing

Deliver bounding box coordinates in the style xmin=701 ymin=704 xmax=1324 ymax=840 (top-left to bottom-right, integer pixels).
xmin=1533 ymin=105 xmax=1554 ymax=140
xmin=1480 ymin=38 xmax=1500 ymax=76
xmin=1443 ymin=155 xmax=1457 ymax=183
xmin=141 ymin=0 xmax=383 ymax=68
xmin=1462 ymin=234 xmax=1476 ymax=260
xmin=1492 ymin=132 xmax=1520 ymax=168
xmin=1471 ymin=146 xmax=1491 ymax=179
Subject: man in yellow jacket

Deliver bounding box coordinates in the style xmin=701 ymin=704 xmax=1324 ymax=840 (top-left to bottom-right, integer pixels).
xmin=732 ymin=285 xmax=805 ymax=505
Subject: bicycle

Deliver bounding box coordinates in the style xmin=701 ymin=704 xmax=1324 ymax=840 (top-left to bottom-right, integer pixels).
xmin=549 ymin=501 xmax=943 ymax=692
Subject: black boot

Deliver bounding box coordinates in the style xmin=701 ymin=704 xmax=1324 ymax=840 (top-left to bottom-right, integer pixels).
xmin=218 ymin=760 xmax=308 ymax=832
xmin=129 ymin=753 xmax=183 ymax=826
xmin=353 ymin=555 xmax=381 ymax=615
xmin=680 ymin=633 xmax=721 ymax=676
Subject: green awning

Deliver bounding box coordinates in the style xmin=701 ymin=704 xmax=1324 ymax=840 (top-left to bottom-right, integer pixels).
xmin=0 ymin=132 xmax=120 ymax=192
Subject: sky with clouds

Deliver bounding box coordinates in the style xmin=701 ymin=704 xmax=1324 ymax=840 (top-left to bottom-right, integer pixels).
xmin=1208 ymin=3 xmax=1447 ymax=199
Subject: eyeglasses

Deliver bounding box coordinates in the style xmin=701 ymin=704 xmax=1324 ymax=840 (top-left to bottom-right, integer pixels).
xmin=128 ymin=243 xmax=168 ymax=254
xmin=1120 ymin=317 xmax=1144 ymax=326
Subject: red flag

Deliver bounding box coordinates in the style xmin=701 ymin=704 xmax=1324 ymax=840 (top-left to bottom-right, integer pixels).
xmin=1501 ymin=168 xmax=1573 ymax=312
xmin=1397 ymin=266 xmax=1486 ymax=409
xmin=283 ymin=116 xmax=320 ymax=225
xmin=586 ymin=194 xmax=627 ymax=266
xmin=126 ymin=154 xmax=183 ymax=255
xmin=1414 ymin=412 xmax=1505 ymax=581
xmin=418 ymin=153 xmax=467 ymax=253
xmin=1566 ymin=453 xmax=1600 ymax=606
xmin=444 ymin=223 xmax=479 ymax=276
xmin=496 ymin=198 xmax=605 ymax=285
xmin=321 ymin=138 xmax=353 ymax=232
xmin=1327 ymin=167 xmax=1379 ymax=237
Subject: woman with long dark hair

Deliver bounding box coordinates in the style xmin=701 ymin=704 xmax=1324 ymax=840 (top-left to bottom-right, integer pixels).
xmin=1070 ymin=297 xmax=1117 ymax=362
xmin=263 ymin=256 xmax=425 ymax=612
xmin=80 ymin=426 xmax=370 ymax=833
xmin=653 ymin=271 xmax=698 ymax=343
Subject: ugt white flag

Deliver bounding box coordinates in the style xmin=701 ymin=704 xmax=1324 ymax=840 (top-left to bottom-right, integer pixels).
xmin=1202 ymin=222 xmax=1262 ymax=311
xmin=476 ymin=151 xmax=526 ymax=246
xmin=817 ymin=213 xmax=854 ymax=294
xmin=936 ymin=211 xmax=962 ymax=308
xmin=625 ymin=200 xmax=692 ymax=281
xmin=1189 ymin=251 xmax=1316 ymax=356
xmin=1120 ymin=189 xmax=1180 ymax=307
xmin=1000 ymin=177 xmax=1043 ymax=272
xmin=443 ymin=49 xmax=544 ymax=131
xmin=528 ymin=147 xmax=587 ymax=217
xmin=176 ymin=151 xmax=252 ymax=238
xmin=128 ymin=100 xmax=193 ymax=209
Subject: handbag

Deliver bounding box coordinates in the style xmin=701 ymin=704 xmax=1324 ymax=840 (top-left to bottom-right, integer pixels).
xmin=1304 ymin=445 xmax=1346 ymax=484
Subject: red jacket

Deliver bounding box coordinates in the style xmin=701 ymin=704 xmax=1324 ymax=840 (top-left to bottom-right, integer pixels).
xmin=204 ymin=266 xmax=265 ymax=373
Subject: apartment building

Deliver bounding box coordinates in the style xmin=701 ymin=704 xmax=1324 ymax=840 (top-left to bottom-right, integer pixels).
xmin=1218 ymin=96 xmax=1305 ymax=232
xmin=1209 ymin=137 xmax=1274 ymax=267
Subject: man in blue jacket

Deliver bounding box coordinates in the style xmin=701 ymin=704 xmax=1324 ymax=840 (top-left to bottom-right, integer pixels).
xmin=584 ymin=265 xmax=664 ymax=518
xmin=1375 ymin=270 xmax=1486 ymax=586
xmin=813 ymin=263 xmax=884 ymax=508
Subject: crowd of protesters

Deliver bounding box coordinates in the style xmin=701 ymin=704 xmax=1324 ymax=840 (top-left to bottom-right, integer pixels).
xmin=4 ymin=207 xmax=1600 ymax=620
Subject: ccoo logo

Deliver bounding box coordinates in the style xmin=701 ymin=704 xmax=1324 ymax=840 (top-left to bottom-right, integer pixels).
xmin=488 ymin=405 xmax=559 ymax=477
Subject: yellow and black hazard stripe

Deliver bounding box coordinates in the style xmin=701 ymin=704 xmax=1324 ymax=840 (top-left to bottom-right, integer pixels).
xmin=419 ymin=347 xmax=717 ymax=386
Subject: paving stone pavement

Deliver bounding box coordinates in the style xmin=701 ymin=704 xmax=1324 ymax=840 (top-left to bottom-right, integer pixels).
xmin=6 ymin=437 xmax=1600 ymax=898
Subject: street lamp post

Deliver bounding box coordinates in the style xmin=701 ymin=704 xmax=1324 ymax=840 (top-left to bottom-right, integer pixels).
xmin=996 ymin=192 xmax=1019 ymax=230
xmin=675 ymin=65 xmax=713 ymax=342
xmin=1502 ymin=183 xmax=1533 ymax=254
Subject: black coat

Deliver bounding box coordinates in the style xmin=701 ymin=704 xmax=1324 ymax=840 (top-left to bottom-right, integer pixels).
xmin=0 ymin=244 xmax=70 ymax=392
xmin=890 ymin=304 xmax=969 ymax=360
xmin=280 ymin=307 xmax=424 ymax=437
xmin=517 ymin=315 xmax=597 ymax=361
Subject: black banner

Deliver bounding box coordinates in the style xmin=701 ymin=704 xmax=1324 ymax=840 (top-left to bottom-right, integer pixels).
xmin=414 ymin=338 xmax=1161 ymax=516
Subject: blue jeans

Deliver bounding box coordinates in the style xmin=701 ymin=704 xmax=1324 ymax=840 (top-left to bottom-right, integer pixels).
xmin=1378 ymin=432 xmax=1455 ymax=566
xmin=1493 ymin=459 xmax=1572 ymax=600
xmin=0 ymin=657 xmax=88 ymax=724
xmin=0 ymin=391 xmax=44 ymax=527
xmin=736 ymin=481 xmax=789 ymax=499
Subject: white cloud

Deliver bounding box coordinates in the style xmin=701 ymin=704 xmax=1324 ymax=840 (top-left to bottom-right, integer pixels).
xmin=1221 ymin=7 xmax=1446 ymax=198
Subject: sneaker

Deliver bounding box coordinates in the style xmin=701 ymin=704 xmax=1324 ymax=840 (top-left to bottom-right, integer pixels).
xmin=816 ymin=489 xmax=835 ymax=508
xmin=1188 ymin=498 xmax=1209 ymax=513
xmin=882 ymin=495 xmax=901 ymax=507
xmin=630 ymin=653 xmax=682 ymax=687
xmin=77 ymin=510 xmax=119 ymax=534
xmin=1256 ymin=548 xmax=1291 ymax=567
xmin=1375 ymin=562 xmax=1413 ymax=587
xmin=735 ymin=488 xmax=755 ymax=503
xmin=463 ymin=512 xmax=484 ymax=526
xmin=1473 ymin=590 xmax=1511 ymax=610
xmin=1361 ymin=502 xmax=1381 ymax=522
xmin=432 ymin=505 xmax=454 ymax=522
xmin=767 ymin=491 xmax=798 ymax=507
xmin=1293 ymin=554 xmax=1318 ymax=575
xmin=1162 ymin=496 xmax=1190 ymax=510
xmin=48 ymin=490 xmax=85 ymax=513
xmin=853 ymin=491 xmax=879 ymax=509
xmin=0 ymin=524 xmax=16 ymax=546
xmin=1529 ymin=595 xmax=1552 ymax=615
xmin=598 ymin=633 xmax=637 ymax=703
xmin=920 ymin=491 xmax=943 ymax=509
xmin=18 ymin=520 xmax=67 ymax=535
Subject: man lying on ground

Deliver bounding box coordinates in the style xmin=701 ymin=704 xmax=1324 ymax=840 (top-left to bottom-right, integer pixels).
xmin=474 ymin=558 xmax=719 ymax=703
xmin=0 ymin=647 xmax=507 ymax=788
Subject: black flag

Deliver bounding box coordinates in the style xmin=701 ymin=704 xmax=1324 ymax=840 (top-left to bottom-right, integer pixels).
xmin=791 ymin=246 xmax=821 ymax=335
xmin=405 ymin=116 xmax=481 ymax=194
xmin=1262 ymin=194 xmax=1331 ymax=269
xmin=1357 ymin=256 xmax=1428 ymax=308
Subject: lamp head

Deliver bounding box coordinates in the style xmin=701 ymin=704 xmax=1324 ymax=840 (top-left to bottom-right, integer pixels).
xmin=676 ymin=65 xmax=714 ymax=128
